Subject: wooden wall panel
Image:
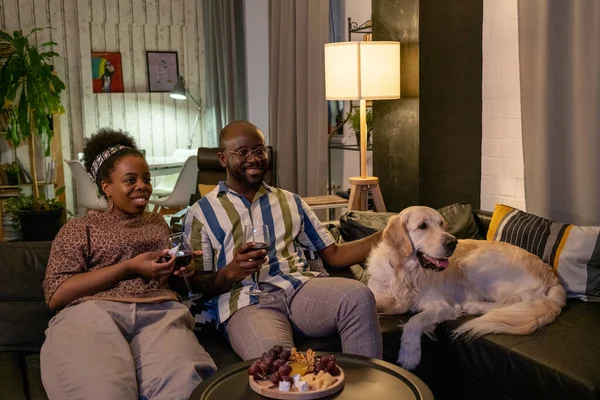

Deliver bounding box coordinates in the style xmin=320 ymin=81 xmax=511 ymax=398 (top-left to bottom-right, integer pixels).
xmin=0 ymin=0 xmax=208 ymax=213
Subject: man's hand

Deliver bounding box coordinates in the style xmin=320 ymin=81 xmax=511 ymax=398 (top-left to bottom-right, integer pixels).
xmin=222 ymin=242 xmax=267 ymax=282
xmin=173 ymin=250 xmax=202 ymax=278
xmin=126 ymin=250 xmax=175 ymax=279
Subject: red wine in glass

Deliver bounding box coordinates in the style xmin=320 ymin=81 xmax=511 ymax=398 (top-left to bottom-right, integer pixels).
xmin=163 ymin=250 xmax=193 ymax=268
xmin=167 ymin=232 xmax=202 ymax=304
xmin=252 ymin=242 xmax=270 ymax=253
xmin=244 ymin=225 xmax=271 ymax=297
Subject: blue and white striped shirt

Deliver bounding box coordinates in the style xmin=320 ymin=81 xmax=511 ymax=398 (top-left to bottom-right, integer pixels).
xmin=183 ymin=182 xmax=335 ymax=324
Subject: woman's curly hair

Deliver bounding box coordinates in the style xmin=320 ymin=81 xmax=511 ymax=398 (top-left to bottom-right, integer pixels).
xmin=82 ymin=128 xmax=143 ymax=194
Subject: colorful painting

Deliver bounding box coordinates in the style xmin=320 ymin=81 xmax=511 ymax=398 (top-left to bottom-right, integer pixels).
xmin=91 ymin=52 xmax=124 ymax=93
xmin=146 ymin=51 xmax=179 ymax=92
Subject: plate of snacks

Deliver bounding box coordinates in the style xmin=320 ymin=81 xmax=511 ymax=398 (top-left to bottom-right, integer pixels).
xmin=248 ymin=346 xmax=344 ymax=399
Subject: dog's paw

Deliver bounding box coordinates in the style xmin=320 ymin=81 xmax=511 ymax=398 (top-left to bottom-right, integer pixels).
xmin=397 ymin=344 xmax=421 ymax=371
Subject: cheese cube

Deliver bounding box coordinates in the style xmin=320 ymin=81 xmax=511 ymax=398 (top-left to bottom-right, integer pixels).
xmin=297 ymin=380 xmax=309 ymax=392
xmin=279 ymin=381 xmax=291 ymax=392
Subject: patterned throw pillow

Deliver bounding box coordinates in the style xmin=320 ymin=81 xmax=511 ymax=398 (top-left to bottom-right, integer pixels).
xmin=487 ymin=204 xmax=600 ymax=301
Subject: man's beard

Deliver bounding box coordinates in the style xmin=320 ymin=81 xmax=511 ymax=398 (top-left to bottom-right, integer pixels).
xmin=227 ymin=164 xmax=265 ymax=191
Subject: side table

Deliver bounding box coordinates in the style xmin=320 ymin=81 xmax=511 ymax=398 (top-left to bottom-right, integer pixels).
xmin=190 ymin=352 xmax=433 ymax=400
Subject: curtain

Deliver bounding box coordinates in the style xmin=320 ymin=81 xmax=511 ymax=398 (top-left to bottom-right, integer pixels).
xmin=328 ymin=0 xmax=344 ymax=127
xmin=268 ymin=0 xmax=329 ymax=196
xmin=518 ymin=0 xmax=600 ymax=225
xmin=203 ymin=0 xmax=247 ymax=144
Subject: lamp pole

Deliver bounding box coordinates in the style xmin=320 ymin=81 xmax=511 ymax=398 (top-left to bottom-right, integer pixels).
xmin=186 ymin=91 xmax=202 ymax=149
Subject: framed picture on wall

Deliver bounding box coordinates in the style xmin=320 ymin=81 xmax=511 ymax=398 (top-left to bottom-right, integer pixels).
xmin=146 ymin=51 xmax=179 ymax=92
xmin=91 ymin=52 xmax=124 ymax=93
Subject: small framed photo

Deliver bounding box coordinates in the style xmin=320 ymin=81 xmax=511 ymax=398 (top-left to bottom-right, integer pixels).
xmin=91 ymin=52 xmax=124 ymax=93
xmin=146 ymin=51 xmax=179 ymax=92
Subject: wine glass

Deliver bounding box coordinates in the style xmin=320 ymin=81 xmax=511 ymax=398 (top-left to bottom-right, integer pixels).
xmin=167 ymin=232 xmax=202 ymax=304
xmin=243 ymin=224 xmax=271 ymax=297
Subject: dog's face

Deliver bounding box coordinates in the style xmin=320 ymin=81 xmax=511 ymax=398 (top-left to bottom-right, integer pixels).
xmin=383 ymin=206 xmax=458 ymax=272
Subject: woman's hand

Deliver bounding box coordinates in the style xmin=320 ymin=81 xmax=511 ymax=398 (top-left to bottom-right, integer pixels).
xmin=173 ymin=250 xmax=202 ymax=278
xmin=126 ymin=250 xmax=175 ymax=279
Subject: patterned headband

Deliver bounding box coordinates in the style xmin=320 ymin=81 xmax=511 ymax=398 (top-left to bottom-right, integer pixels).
xmin=89 ymin=145 xmax=130 ymax=182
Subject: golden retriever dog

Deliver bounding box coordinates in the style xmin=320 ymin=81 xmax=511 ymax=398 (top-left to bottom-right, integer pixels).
xmin=367 ymin=206 xmax=566 ymax=370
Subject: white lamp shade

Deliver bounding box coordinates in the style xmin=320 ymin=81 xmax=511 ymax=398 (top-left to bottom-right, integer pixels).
xmin=324 ymin=41 xmax=401 ymax=101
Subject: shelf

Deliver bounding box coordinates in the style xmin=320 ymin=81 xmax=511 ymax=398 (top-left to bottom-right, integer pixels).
xmin=329 ymin=144 xmax=373 ymax=151
xmin=0 ymin=182 xmax=55 ymax=189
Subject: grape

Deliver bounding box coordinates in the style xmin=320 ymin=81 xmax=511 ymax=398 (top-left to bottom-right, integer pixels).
xmin=320 ymin=356 xmax=330 ymax=368
xmin=258 ymin=361 xmax=270 ymax=375
xmin=253 ymin=372 xmax=262 ymax=381
xmin=278 ymin=364 xmax=292 ymax=376
xmin=248 ymin=361 xmax=259 ymax=376
xmin=281 ymin=374 xmax=294 ymax=383
xmin=264 ymin=355 xmax=275 ymax=366
xmin=261 ymin=352 xmax=270 ymax=361
xmin=269 ymin=348 xmax=279 ymax=358
xmin=273 ymin=345 xmax=283 ymax=354
xmin=328 ymin=355 xmax=336 ymax=364
xmin=272 ymin=359 xmax=285 ymax=371
xmin=270 ymin=372 xmax=282 ymax=384
xmin=331 ymin=366 xmax=340 ymax=376
xmin=326 ymin=361 xmax=336 ymax=374
xmin=279 ymin=350 xmax=291 ymax=361
xmin=314 ymin=363 xmax=322 ymax=373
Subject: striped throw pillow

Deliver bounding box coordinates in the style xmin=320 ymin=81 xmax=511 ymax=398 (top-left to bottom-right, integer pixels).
xmin=487 ymin=204 xmax=600 ymax=301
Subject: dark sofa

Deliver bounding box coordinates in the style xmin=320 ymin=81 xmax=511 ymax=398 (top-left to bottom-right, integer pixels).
xmin=1 ymin=206 xmax=599 ymax=400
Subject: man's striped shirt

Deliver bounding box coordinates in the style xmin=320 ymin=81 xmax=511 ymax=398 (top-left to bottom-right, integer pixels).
xmin=183 ymin=182 xmax=335 ymax=324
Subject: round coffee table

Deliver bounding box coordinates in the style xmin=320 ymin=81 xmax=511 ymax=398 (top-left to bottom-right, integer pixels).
xmin=190 ymin=352 xmax=433 ymax=399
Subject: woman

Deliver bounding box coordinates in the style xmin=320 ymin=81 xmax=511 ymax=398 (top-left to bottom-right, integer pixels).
xmin=40 ymin=129 xmax=216 ymax=400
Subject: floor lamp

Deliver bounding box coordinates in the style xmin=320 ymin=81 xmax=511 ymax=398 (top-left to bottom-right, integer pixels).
xmin=170 ymin=76 xmax=202 ymax=149
xmin=324 ymin=41 xmax=401 ymax=211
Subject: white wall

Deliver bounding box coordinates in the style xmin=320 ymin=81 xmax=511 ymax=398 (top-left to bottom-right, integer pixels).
xmin=0 ymin=0 xmax=207 ymax=214
xmin=243 ymin=0 xmax=270 ymax=142
xmin=481 ymin=0 xmax=526 ymax=211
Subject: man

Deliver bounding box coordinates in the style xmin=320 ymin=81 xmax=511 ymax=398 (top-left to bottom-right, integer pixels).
xmin=184 ymin=120 xmax=383 ymax=360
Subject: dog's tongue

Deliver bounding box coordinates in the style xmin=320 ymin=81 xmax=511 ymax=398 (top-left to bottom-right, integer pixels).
xmin=423 ymin=254 xmax=449 ymax=269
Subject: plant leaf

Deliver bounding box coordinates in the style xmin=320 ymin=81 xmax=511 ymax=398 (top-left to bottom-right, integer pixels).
xmin=40 ymin=51 xmax=59 ymax=59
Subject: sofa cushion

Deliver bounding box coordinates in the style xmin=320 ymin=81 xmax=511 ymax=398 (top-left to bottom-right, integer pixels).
xmin=0 ymin=242 xmax=54 ymax=351
xmin=340 ymin=211 xmax=396 ymax=241
xmin=445 ymin=300 xmax=600 ymax=400
xmin=340 ymin=203 xmax=484 ymax=243
xmin=0 ymin=242 xmax=51 ymax=301
xmin=487 ymin=204 xmax=600 ymax=300
xmin=437 ymin=202 xmax=483 ymax=240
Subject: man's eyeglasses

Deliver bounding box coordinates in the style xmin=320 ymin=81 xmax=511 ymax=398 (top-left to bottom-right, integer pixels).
xmin=227 ymin=146 xmax=270 ymax=160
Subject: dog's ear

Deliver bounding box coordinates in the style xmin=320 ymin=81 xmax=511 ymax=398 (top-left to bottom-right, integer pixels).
xmin=382 ymin=214 xmax=413 ymax=259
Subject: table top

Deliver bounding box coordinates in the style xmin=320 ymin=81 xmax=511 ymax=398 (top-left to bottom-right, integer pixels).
xmin=189 ymin=352 xmax=433 ymax=400
xmin=145 ymin=156 xmax=184 ymax=170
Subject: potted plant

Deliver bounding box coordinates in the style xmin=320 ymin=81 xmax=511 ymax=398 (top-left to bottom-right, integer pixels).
xmin=346 ymin=107 xmax=373 ymax=146
xmin=0 ymin=27 xmax=66 ymax=240
xmin=5 ymin=186 xmax=66 ymax=241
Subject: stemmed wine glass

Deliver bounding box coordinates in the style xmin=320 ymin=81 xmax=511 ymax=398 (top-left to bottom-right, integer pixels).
xmin=167 ymin=232 xmax=203 ymax=304
xmin=243 ymin=224 xmax=272 ymax=297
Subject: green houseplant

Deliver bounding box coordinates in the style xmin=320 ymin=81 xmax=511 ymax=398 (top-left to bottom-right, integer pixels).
xmin=0 ymin=27 xmax=65 ymax=153
xmin=346 ymin=107 xmax=373 ymax=146
xmin=5 ymin=186 xmax=66 ymax=241
xmin=0 ymin=27 xmax=67 ymax=240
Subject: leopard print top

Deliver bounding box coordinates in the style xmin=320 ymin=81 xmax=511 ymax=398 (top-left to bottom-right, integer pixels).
xmin=43 ymin=210 xmax=176 ymax=308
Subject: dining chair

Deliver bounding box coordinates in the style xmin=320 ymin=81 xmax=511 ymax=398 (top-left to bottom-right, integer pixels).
xmin=148 ymin=155 xmax=198 ymax=214
xmin=64 ymin=160 xmax=108 ymax=215
xmin=152 ymin=149 xmax=198 ymax=198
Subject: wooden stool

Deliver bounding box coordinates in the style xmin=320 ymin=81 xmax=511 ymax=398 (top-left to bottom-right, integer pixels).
xmin=348 ymin=176 xmax=386 ymax=212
